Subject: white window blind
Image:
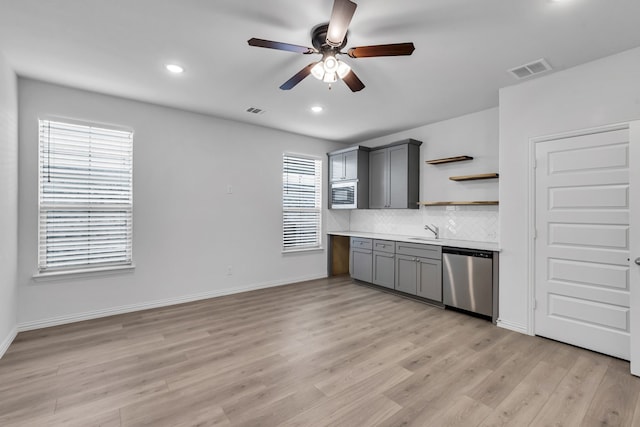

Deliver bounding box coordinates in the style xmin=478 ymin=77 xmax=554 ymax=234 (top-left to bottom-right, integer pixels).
xmin=282 ymin=154 xmax=322 ymax=251
xmin=38 ymin=119 xmax=133 ymax=272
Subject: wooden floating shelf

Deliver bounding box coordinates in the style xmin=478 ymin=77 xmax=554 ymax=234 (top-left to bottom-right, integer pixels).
xmin=426 ymin=155 xmax=473 ymax=165
xmin=449 ymin=173 xmax=499 ymax=181
xmin=418 ymin=201 xmax=499 ymax=206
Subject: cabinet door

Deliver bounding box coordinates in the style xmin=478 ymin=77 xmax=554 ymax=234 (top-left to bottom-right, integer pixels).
xmin=369 ymin=149 xmax=387 ymax=208
xmin=395 ymin=254 xmax=417 ymax=295
xmin=417 ymin=258 xmax=442 ymax=301
xmin=351 ymin=249 xmax=372 ymax=282
xmin=388 ymin=144 xmax=408 ymax=208
xmin=343 ymin=150 xmax=358 ymax=180
xmin=372 ymin=252 xmax=395 ymax=289
xmin=329 ymin=154 xmax=345 ymax=181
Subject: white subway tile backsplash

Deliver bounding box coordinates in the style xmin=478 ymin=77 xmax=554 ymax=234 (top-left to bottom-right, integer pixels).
xmin=326 ymin=209 xmax=351 ymax=232
xmin=349 ymin=206 xmax=499 ymax=243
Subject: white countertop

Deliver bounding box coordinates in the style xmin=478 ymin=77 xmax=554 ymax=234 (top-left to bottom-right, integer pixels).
xmin=328 ymin=231 xmax=500 ymax=252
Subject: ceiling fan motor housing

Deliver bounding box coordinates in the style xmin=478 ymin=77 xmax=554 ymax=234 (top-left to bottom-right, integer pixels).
xmin=311 ymin=24 xmax=347 ymax=52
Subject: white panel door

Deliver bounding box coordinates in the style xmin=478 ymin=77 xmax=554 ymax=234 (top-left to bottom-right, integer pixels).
xmin=535 ymin=127 xmax=630 ymax=360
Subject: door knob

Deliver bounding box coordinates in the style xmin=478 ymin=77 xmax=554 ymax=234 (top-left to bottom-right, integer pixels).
xmin=635 ymin=257 xmax=640 ymax=265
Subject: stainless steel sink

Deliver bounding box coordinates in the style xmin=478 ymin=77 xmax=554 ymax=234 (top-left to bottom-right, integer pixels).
xmin=408 ymin=237 xmax=438 ymax=242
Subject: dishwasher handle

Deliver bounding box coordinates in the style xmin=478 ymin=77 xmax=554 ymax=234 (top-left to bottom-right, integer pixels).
xmin=443 ymin=247 xmax=493 ymax=259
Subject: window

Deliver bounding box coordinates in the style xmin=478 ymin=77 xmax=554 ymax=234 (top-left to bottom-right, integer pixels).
xmin=38 ymin=119 xmax=133 ymax=273
xmin=282 ymin=154 xmax=322 ymax=251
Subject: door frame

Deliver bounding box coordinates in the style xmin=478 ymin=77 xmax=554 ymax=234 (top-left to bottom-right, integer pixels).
xmin=630 ymin=121 xmax=640 ymax=375
xmin=526 ymin=122 xmax=632 ymax=338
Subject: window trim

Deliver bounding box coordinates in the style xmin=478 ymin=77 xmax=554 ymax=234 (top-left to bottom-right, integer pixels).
xmin=282 ymin=152 xmax=323 ymax=253
xmin=37 ymin=117 xmax=134 ymax=275
xmin=33 ymin=263 xmax=136 ymax=281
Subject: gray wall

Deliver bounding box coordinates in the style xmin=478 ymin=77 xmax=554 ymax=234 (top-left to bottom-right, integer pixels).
xmin=17 ymin=79 xmax=343 ymax=328
xmin=0 ymin=52 xmax=18 ymax=357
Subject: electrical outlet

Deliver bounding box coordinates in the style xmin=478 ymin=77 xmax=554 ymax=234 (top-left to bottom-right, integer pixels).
xmin=226 ymin=265 xmax=232 ymax=276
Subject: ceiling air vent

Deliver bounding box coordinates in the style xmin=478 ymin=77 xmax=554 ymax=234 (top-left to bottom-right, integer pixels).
xmin=508 ymin=58 xmax=552 ymax=80
xmin=246 ymin=107 xmax=265 ymax=115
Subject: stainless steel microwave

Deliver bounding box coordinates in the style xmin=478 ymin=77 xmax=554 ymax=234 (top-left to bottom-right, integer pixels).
xmin=330 ymin=180 xmax=358 ymax=209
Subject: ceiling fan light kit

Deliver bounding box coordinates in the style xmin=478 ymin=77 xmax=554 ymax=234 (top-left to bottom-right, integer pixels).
xmin=310 ymin=54 xmax=351 ymax=83
xmin=247 ymin=0 xmax=415 ymax=92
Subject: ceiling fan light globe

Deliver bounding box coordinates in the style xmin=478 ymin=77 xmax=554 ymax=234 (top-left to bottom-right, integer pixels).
xmin=311 ymin=62 xmax=325 ymax=80
xmin=323 ymin=56 xmax=339 ymax=74
xmin=323 ymin=72 xmax=338 ymax=83
xmin=336 ymin=60 xmax=351 ymax=79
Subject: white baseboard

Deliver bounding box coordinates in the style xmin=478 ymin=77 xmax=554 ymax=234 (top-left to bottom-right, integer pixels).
xmin=18 ymin=274 xmax=326 ymax=332
xmin=496 ymin=318 xmax=530 ymax=335
xmin=0 ymin=326 xmax=18 ymax=359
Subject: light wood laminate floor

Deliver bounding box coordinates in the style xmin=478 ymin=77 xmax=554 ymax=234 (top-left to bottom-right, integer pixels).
xmin=1 ymin=276 xmax=640 ymax=426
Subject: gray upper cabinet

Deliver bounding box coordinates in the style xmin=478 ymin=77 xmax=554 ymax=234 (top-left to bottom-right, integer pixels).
xmin=329 ymin=146 xmax=368 ymax=182
xmin=368 ymin=139 xmax=422 ymax=209
xmin=368 ymin=149 xmax=387 ymax=209
xmin=328 ymin=146 xmax=370 ymax=209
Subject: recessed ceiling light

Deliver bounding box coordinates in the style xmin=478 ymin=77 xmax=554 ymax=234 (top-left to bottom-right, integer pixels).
xmin=165 ymin=64 xmax=184 ymax=74
xmin=311 ymin=106 xmax=323 ymax=113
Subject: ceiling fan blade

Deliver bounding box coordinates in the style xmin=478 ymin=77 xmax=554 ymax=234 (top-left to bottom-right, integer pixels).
xmin=248 ymin=38 xmax=315 ymax=54
xmin=341 ymin=69 xmax=365 ymax=92
xmin=279 ymin=63 xmax=318 ymax=90
xmin=347 ymin=42 xmax=415 ymax=58
xmin=326 ymin=0 xmax=357 ymax=47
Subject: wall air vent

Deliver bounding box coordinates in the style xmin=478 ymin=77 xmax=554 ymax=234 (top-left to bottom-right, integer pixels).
xmin=246 ymin=107 xmax=265 ymax=114
xmin=508 ymin=58 xmax=552 ymax=80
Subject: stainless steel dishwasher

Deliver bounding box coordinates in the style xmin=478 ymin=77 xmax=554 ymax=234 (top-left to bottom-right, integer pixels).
xmin=442 ymin=247 xmax=495 ymax=319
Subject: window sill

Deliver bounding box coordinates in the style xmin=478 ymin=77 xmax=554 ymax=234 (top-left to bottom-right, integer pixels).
xmin=282 ymin=247 xmax=324 ymax=254
xmin=33 ymin=264 xmax=136 ymax=282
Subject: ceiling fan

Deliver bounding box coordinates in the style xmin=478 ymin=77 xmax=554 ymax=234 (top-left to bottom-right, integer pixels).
xmin=247 ymin=0 xmax=415 ymax=92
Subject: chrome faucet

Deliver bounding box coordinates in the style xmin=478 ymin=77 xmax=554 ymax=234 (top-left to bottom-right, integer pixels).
xmin=424 ymin=224 xmax=439 ymax=239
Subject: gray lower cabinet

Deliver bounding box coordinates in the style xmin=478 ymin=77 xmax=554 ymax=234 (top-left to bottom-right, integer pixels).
xmin=350 ymin=238 xmax=442 ymax=302
xmin=350 ymin=237 xmax=372 ymax=282
xmin=395 ymin=242 xmax=443 ymax=302
xmin=417 ymin=258 xmax=442 ymax=301
xmin=395 ymin=254 xmax=418 ymax=295
xmin=372 ymin=239 xmax=395 ymax=289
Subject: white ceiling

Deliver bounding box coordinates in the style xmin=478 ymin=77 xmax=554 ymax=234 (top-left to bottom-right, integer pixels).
xmin=1 ymin=0 xmax=640 ymax=143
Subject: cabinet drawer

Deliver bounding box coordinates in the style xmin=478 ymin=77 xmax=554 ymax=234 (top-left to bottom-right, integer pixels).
xmin=373 ymin=239 xmax=395 ymax=254
xmin=395 ymin=241 xmax=442 ymax=260
xmin=351 ymin=237 xmax=372 ymax=250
